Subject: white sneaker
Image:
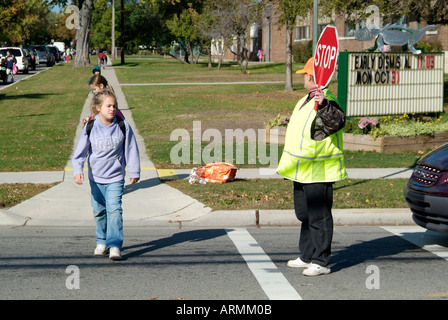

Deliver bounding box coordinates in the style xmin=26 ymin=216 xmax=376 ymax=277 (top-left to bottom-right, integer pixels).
xmin=94 ymin=244 xmax=107 ymax=256
xmin=109 ymin=247 xmax=122 ymax=261
xmin=287 ymin=257 xmax=311 ymax=268
xmin=302 ymin=263 xmax=331 ymax=276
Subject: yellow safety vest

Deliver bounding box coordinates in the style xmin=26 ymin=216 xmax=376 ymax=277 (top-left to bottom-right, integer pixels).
xmin=277 ymin=89 xmax=347 ymax=183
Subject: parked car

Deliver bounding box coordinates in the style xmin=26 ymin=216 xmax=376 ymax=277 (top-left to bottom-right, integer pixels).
xmin=28 ymin=45 xmax=54 ymax=67
xmin=0 ymin=47 xmax=29 ymax=73
xmin=405 ymin=143 xmax=448 ymax=233
xmin=23 ymin=48 xmax=39 ymax=70
xmin=47 ymin=45 xmax=60 ymax=62
xmin=46 ymin=46 xmax=55 ymax=66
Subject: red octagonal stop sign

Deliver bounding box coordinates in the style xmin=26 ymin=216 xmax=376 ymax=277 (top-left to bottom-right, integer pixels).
xmin=314 ymin=25 xmax=339 ymax=108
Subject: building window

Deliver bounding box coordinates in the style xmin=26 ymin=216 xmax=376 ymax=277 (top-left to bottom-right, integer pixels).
xmin=295 ymin=26 xmax=310 ymax=40
xmin=344 ymin=20 xmax=366 ymax=37
xmin=317 ymin=24 xmax=326 ymax=36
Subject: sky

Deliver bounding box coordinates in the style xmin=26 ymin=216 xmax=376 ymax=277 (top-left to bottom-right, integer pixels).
xmin=49 ymin=1 xmax=70 ymax=13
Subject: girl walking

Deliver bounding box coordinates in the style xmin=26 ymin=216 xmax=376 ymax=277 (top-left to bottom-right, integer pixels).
xmin=83 ymin=74 xmax=124 ymax=125
xmin=72 ymin=89 xmax=140 ymax=260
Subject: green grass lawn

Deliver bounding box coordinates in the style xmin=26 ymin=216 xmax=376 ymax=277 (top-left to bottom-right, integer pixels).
xmin=165 ymin=178 xmax=409 ymax=211
xmin=0 ymin=62 xmax=92 ymax=171
xmin=0 ymin=183 xmax=57 ymax=209
xmin=115 ymin=56 xmax=425 ymax=169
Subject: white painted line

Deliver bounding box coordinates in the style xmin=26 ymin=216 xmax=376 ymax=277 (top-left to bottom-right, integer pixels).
xmin=382 ymin=226 xmax=448 ymax=261
xmin=120 ymin=81 xmax=284 ymax=86
xmin=226 ymin=228 xmax=302 ymax=300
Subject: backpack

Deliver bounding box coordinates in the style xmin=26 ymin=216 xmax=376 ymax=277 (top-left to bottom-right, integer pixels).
xmin=86 ymin=116 xmax=126 ymax=146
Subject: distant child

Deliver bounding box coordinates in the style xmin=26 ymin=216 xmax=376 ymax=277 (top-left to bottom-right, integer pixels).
xmin=0 ymin=56 xmax=7 ymax=84
xmin=72 ymin=89 xmax=141 ymax=261
xmin=92 ymin=66 xmax=101 ymax=76
xmin=98 ymin=52 xmax=107 ymax=69
xmin=83 ymin=74 xmax=124 ymax=124
xmin=89 ymin=73 xmax=113 ymax=94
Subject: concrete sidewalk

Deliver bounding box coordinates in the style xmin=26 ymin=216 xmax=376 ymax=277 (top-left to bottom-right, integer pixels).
xmin=0 ymin=61 xmax=415 ymax=228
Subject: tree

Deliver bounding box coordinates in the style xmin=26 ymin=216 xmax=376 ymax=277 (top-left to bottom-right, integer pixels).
xmin=73 ymin=0 xmax=94 ymax=67
xmin=189 ymin=6 xmax=214 ymax=67
xmin=202 ymin=0 xmax=263 ymax=72
xmin=201 ymin=0 xmax=236 ymax=70
xmin=111 ymin=0 xmax=206 ymax=63
xmin=272 ymin=0 xmax=312 ymax=91
xmin=227 ymin=0 xmax=264 ymax=73
xmin=90 ymin=0 xmax=112 ymax=51
xmin=319 ymin=0 xmax=448 ymax=25
xmin=166 ymin=7 xmax=199 ymax=64
xmin=0 ymin=0 xmax=49 ymax=45
xmin=48 ymin=10 xmax=77 ymax=45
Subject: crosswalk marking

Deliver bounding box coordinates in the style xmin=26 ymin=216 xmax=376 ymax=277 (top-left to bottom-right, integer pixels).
xmin=226 ymin=228 xmax=302 ymax=300
xmin=382 ymin=226 xmax=448 ymax=262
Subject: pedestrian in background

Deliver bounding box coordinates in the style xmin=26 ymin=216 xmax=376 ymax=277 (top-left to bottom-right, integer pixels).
xmin=98 ymin=51 xmax=107 ymax=69
xmin=257 ymin=49 xmax=263 ymax=62
xmin=72 ymin=89 xmax=140 ymax=261
xmin=277 ymin=57 xmax=347 ymax=276
xmin=0 ymin=55 xmax=7 ymax=84
xmin=83 ymin=74 xmax=124 ymax=125
xmin=6 ymin=50 xmax=16 ymax=83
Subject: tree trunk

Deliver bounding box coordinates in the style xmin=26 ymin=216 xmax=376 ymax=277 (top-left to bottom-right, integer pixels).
xmin=207 ymin=47 xmax=212 ymax=68
xmin=120 ymin=0 xmax=125 ymax=64
xmin=74 ymin=0 xmax=94 ymax=68
xmin=284 ymin=22 xmax=293 ymax=91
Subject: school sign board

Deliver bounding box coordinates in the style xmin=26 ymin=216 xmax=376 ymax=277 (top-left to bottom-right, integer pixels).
xmin=337 ymin=52 xmax=445 ymax=117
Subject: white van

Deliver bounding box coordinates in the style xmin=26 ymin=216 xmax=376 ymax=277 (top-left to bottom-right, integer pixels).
xmin=52 ymin=42 xmax=65 ymax=54
xmin=0 ymin=47 xmax=29 ymax=73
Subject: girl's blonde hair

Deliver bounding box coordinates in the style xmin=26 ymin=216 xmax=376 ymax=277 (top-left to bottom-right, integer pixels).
xmin=90 ymin=88 xmax=117 ymax=115
xmin=89 ymin=74 xmax=115 ymax=93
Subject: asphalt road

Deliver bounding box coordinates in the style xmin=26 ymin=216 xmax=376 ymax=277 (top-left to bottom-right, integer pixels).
xmin=0 ymin=62 xmax=56 ymax=88
xmin=1 ymin=225 xmax=447 ymax=302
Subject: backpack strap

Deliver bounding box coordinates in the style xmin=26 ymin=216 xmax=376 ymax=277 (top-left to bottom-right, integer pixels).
xmin=116 ymin=116 xmax=126 ymax=145
xmin=86 ymin=118 xmax=95 ymax=137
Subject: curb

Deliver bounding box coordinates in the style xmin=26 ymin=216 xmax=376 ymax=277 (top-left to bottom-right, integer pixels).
xmin=0 ymin=207 xmax=414 ymax=228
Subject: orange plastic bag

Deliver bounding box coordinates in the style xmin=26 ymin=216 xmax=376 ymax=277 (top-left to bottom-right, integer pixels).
xmin=200 ymin=162 xmax=237 ymax=184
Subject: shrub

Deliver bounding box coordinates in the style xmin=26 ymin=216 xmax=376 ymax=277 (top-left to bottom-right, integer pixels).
xmin=344 ymin=113 xmax=448 ymax=138
xmin=415 ymin=40 xmax=444 ymax=52
xmin=292 ymin=40 xmax=313 ymax=63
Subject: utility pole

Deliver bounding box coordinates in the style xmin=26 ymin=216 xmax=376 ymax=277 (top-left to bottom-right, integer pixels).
xmin=112 ymin=0 xmax=115 ymax=59
xmin=120 ymin=0 xmax=125 ymax=64
xmin=313 ymin=0 xmax=318 ymax=55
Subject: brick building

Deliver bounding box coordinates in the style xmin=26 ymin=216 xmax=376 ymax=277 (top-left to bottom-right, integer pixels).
xmin=216 ymin=4 xmax=448 ymax=72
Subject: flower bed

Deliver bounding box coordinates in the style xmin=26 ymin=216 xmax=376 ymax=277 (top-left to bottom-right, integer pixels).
xmin=343 ymin=114 xmax=448 ymax=153
xmin=266 ymin=126 xmax=286 ymax=144
xmin=343 ymin=131 xmax=448 ymax=153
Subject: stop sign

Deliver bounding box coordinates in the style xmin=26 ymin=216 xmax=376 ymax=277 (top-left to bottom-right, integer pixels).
xmin=313 ymin=25 xmax=339 ymax=108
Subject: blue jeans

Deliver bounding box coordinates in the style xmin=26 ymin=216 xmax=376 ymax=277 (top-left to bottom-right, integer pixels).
xmin=89 ymin=179 xmax=125 ymax=249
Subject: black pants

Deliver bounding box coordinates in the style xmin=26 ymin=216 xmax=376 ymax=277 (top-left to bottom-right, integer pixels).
xmin=293 ymin=181 xmax=334 ymax=267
